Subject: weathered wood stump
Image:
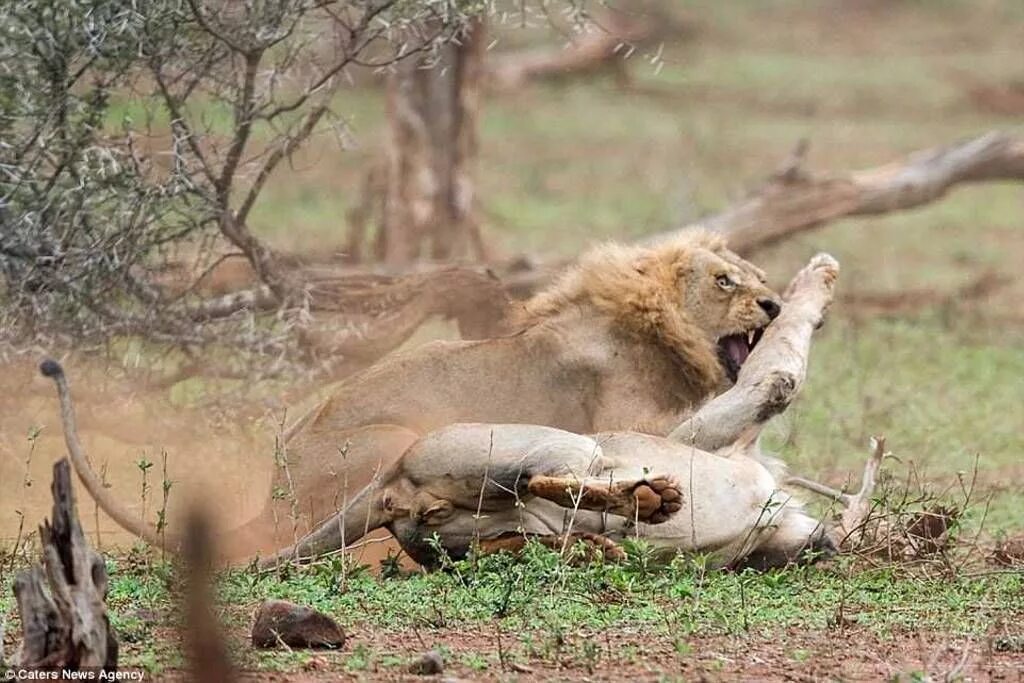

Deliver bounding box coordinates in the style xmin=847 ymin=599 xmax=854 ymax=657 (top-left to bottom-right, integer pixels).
xmin=12 ymin=458 xmax=118 ymax=669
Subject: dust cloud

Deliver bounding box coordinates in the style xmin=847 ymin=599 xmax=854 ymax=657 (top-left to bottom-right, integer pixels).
xmin=0 ymin=358 xmax=273 ymax=551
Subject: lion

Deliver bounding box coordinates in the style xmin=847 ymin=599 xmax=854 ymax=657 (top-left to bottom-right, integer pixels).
xmin=258 ymin=253 xmax=881 ymax=570
xmin=46 ymin=229 xmax=784 ymax=558
xmin=42 ymin=251 xmax=876 ymax=570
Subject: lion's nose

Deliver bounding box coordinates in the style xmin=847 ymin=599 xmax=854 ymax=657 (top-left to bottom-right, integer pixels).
xmin=758 ymin=298 xmax=782 ymax=320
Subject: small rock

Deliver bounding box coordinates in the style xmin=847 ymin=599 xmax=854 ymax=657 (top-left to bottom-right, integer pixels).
xmin=303 ymin=655 xmax=330 ymax=671
xmin=251 ymin=599 xmax=345 ymax=649
xmin=407 ymin=649 xmax=444 ymax=675
xmin=992 ymin=534 xmax=1024 ymax=567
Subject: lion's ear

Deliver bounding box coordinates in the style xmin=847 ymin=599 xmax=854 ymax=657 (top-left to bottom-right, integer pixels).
xmin=632 ymin=254 xmax=654 ymax=276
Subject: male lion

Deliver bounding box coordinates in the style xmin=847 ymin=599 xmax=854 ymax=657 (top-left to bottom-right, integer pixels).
xmin=261 ymin=253 xmax=878 ymax=571
xmin=50 ymin=230 xmax=783 ymax=558
xmin=44 ymin=252 xmax=874 ymax=570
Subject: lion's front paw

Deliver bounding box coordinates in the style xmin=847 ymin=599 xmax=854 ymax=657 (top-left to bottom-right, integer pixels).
xmin=632 ymin=476 xmax=683 ymax=524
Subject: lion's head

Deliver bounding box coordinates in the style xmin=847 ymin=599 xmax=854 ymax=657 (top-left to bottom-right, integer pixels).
xmin=518 ymin=229 xmax=782 ymax=394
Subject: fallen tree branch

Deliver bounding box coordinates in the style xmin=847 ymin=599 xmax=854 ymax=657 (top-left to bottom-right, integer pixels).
xmin=841 ymin=270 xmax=1010 ymax=316
xmin=651 ymin=130 xmax=1024 ymax=254
xmin=669 ymin=253 xmax=839 ymax=451
xmin=156 ymin=266 xmax=510 ymax=386
xmin=188 ymin=266 xmax=507 ymax=324
xmin=501 ymin=130 xmax=1024 ymax=297
xmin=296 ymin=267 xmax=511 ymax=368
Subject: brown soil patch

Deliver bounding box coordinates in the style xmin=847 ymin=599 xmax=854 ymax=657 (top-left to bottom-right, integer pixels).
xmin=155 ymin=625 xmax=1024 ymax=681
xmin=0 ymin=358 xmax=271 ymax=549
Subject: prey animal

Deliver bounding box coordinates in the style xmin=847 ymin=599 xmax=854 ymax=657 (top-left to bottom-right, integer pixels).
xmin=264 ymin=421 xmax=884 ymax=570
xmin=42 ymin=253 xmax=879 ymax=569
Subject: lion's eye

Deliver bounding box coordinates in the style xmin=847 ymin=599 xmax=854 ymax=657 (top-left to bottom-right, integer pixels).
xmin=716 ymin=274 xmax=736 ymax=290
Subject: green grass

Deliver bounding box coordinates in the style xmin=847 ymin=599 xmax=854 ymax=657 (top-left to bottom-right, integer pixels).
xmin=2 ymin=541 xmax=1020 ymax=674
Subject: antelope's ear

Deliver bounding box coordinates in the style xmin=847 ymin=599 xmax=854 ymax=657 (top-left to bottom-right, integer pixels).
xmin=418 ymin=499 xmax=454 ymax=525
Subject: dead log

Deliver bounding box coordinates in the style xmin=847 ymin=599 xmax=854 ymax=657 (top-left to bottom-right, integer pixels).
xmin=298 ymin=268 xmax=511 ymax=372
xmin=650 ymin=130 xmax=1024 ymax=255
xmin=503 ymin=131 xmax=1024 ymax=297
xmin=156 ymin=266 xmax=511 ymax=386
xmin=12 ymin=458 xmax=118 ymax=670
xmin=841 ymin=270 xmax=1010 ymax=317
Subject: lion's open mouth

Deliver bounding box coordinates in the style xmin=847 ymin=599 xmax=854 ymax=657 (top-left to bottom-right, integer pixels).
xmin=717 ymin=327 xmax=766 ymax=382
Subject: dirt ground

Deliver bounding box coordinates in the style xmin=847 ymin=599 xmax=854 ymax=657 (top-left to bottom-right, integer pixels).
xmin=151 ymin=627 xmax=1024 ymax=681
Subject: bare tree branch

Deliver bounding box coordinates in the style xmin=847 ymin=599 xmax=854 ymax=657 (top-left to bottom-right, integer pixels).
xmin=650 ymin=131 xmax=1024 ymax=255
xmin=500 ymin=131 xmax=1024 ymax=298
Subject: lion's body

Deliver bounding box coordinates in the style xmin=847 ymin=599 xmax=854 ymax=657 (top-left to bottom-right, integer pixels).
xmin=255 ymin=317 xmax=706 ymax=556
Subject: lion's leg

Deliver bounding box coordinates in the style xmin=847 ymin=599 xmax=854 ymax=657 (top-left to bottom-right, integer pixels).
xmin=477 ymin=532 xmax=626 ymax=562
xmin=527 ymin=473 xmax=683 ymax=524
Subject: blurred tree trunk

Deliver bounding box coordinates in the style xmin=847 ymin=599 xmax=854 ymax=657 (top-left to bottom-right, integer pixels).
xmin=357 ymin=18 xmax=488 ymax=265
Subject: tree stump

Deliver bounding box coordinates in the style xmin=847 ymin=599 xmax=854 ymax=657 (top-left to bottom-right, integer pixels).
xmin=353 ymin=17 xmax=489 ymax=266
xmin=12 ymin=458 xmax=118 ymax=670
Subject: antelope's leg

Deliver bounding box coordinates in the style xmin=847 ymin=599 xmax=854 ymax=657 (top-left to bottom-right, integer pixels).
xmin=527 ymin=473 xmax=682 ymax=524
xmin=834 ymin=437 xmax=886 ymax=547
xmin=477 ymin=532 xmax=625 ymax=562
xmin=670 ymin=253 xmax=839 ymax=452
xmin=785 ymin=437 xmax=887 ymax=548
xmin=786 ymin=476 xmax=853 ymax=506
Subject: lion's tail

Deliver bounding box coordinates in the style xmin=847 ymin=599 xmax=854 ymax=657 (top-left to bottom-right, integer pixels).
xmin=40 ymin=359 xmax=180 ymax=551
